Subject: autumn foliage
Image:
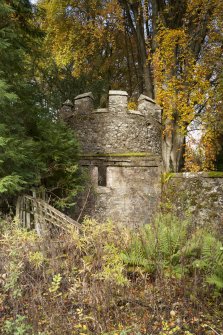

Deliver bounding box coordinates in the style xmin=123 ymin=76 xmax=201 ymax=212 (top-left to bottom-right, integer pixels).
xmin=37 ymin=0 xmax=223 ymax=172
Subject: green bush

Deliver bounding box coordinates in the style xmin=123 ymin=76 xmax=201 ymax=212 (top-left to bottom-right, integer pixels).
xmin=3 ymin=315 xmax=32 ymax=335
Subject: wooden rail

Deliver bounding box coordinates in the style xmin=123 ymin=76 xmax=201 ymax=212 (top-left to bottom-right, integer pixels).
xmin=16 ymin=195 xmax=80 ymax=235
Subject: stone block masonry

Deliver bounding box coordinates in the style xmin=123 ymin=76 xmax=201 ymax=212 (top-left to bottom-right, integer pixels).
xmin=60 ymin=90 xmax=162 ymax=227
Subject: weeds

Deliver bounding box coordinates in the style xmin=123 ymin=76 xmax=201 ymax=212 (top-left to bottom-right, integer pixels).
xmin=0 ymin=214 xmax=222 ymax=334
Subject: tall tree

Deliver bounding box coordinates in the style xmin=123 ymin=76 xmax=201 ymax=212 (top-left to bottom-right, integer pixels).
xmin=38 ymin=0 xmax=223 ymax=172
xmin=0 ymin=0 xmax=82 ymax=209
xmin=154 ymin=0 xmax=223 ymax=171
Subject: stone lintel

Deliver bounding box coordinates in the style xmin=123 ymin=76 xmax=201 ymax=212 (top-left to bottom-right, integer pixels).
xmin=74 ymin=92 xmax=94 ymax=101
xmin=94 ymin=108 xmax=109 ymax=113
xmin=79 ymin=153 xmax=162 ymax=167
xmin=109 ymin=90 xmax=128 ymax=96
xmin=80 ymin=152 xmax=157 ymax=158
xmin=80 ymin=160 xmax=161 ymax=168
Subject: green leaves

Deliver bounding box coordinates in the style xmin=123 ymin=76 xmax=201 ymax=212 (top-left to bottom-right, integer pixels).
xmin=123 ymin=213 xmax=223 ymax=292
xmin=0 ymin=1 xmax=82 ymax=206
xmin=0 ymin=175 xmax=26 ymax=194
xmin=49 ymin=273 xmax=62 ymax=294
xmin=3 ymin=315 xmax=32 ymax=335
xmin=122 ymin=214 xmax=190 ymax=277
xmin=0 ymin=79 xmax=17 ymax=105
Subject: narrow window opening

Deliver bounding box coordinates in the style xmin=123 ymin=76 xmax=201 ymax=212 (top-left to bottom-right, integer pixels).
xmin=98 ymin=166 xmax=107 ymax=186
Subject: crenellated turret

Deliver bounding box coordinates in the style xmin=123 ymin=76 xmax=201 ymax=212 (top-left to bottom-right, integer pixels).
xmin=61 ymin=90 xmax=162 ymax=227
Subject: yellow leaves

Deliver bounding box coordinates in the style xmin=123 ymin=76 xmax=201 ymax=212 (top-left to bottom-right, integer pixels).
xmin=201 ymin=128 xmax=219 ymax=171
xmin=153 ymin=26 xmax=211 ymax=133
xmin=28 ymin=251 xmax=45 ymax=269
xmin=128 ymin=101 xmax=137 ymax=110
xmin=184 ymin=101 xmax=223 ymax=171
xmin=184 ymin=140 xmax=203 ymax=172
xmin=153 ymin=20 xmax=222 ymax=170
xmin=38 ymin=0 xmax=123 ymax=79
xmin=49 ymin=273 xmax=62 ymax=294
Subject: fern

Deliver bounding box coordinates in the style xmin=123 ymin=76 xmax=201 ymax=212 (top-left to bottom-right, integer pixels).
xmin=123 ymin=214 xmax=223 ymax=289
xmin=121 ymin=237 xmax=155 ymax=273
xmin=122 ymin=213 xmax=192 ymax=277
xmin=199 ymin=233 xmax=223 ymax=291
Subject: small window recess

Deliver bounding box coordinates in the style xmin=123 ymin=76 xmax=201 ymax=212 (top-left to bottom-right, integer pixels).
xmin=98 ymin=166 xmax=107 ymax=186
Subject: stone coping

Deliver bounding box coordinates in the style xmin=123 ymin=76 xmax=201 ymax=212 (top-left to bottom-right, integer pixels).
xmin=75 ymin=92 xmax=94 ymax=100
xmin=128 ymin=110 xmax=144 ymax=116
xmin=138 ymin=94 xmax=155 ymax=104
xmin=109 ymin=90 xmax=128 ymax=96
xmin=167 ymin=171 xmax=223 ymax=179
xmin=62 ymin=99 xmax=73 ymax=107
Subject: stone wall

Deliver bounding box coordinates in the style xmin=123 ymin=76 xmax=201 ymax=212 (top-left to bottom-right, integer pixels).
xmin=76 ymin=155 xmax=162 ymax=227
xmin=60 ymin=90 xmax=162 ymax=227
xmin=164 ymin=172 xmax=223 ymax=225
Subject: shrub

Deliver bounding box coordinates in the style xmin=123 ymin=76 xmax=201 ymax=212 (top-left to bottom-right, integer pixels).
xmin=3 ymin=315 xmax=32 ymax=335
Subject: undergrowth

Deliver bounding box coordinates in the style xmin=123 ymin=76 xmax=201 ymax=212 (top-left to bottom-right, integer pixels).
xmin=0 ymin=215 xmax=222 ymax=335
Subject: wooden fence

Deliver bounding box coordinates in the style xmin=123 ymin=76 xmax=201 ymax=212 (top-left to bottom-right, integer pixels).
xmin=16 ymin=195 xmax=80 ymax=236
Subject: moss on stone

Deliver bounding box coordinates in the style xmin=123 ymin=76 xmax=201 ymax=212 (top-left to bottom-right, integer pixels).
xmin=82 ymin=152 xmax=153 ymax=157
xmin=162 ymin=172 xmax=176 ymax=184
xmin=207 ymin=171 xmax=223 ymax=178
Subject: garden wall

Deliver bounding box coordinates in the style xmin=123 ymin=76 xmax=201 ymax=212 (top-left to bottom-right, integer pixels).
xmin=164 ymin=172 xmax=223 ymax=226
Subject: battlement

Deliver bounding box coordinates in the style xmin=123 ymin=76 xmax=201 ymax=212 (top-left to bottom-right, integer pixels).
xmin=60 ymin=90 xmax=162 ymax=157
xmin=61 ymin=90 xmax=161 ymax=121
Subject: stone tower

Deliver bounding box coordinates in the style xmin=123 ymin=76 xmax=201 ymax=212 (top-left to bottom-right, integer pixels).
xmin=60 ymin=90 xmax=162 ymax=227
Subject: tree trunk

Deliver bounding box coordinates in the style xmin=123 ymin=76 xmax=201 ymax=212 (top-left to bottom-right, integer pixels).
xmin=119 ymin=0 xmax=154 ymax=97
xmin=162 ymin=119 xmax=185 ymax=172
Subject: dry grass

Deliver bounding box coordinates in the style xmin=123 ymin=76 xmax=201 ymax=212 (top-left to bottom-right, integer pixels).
xmin=0 ymin=216 xmax=222 ymax=335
